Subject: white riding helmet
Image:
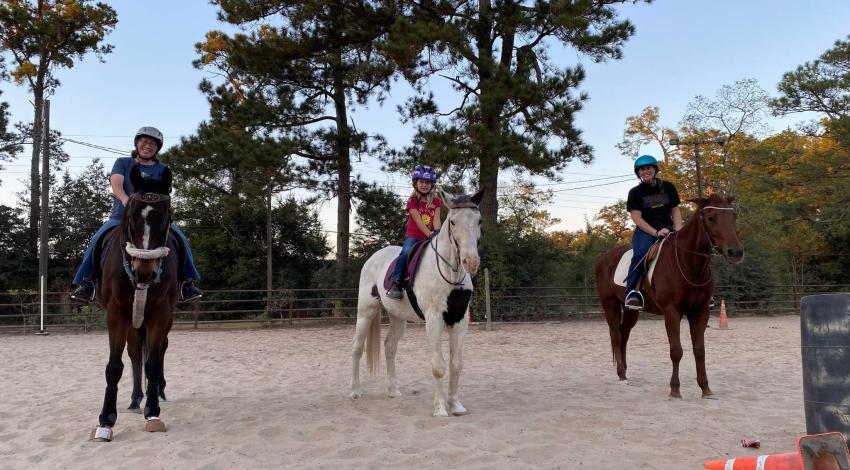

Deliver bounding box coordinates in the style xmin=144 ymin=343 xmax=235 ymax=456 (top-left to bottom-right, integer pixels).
xmin=134 ymin=126 xmax=164 ymax=151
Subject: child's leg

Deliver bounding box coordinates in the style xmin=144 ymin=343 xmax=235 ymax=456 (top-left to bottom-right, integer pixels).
xmin=391 ymin=237 xmax=419 ymax=282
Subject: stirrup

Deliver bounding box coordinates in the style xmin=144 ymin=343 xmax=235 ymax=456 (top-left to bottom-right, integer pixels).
xmin=624 ymin=290 xmax=644 ymax=311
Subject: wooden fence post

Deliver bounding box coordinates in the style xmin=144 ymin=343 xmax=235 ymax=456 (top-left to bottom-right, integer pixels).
xmin=484 ymin=268 xmax=492 ymax=331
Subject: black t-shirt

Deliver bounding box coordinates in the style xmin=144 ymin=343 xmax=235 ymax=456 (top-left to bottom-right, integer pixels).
xmin=626 ymin=179 xmax=680 ymax=231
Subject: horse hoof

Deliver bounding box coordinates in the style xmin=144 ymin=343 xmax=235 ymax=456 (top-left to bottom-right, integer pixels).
xmin=145 ymin=417 xmax=166 ymax=433
xmin=159 ymin=393 xmax=167 ymax=401
xmin=388 ymin=387 xmax=402 ymax=398
xmin=127 ymin=405 xmax=142 ymax=414
xmin=450 ymin=402 xmax=468 ymax=416
xmin=349 ymin=390 xmax=362 ymax=399
xmin=433 ymin=406 xmax=449 ymax=418
xmin=90 ymin=426 xmax=113 ymax=442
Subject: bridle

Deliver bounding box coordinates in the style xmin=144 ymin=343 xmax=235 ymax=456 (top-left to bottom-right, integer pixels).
xmin=430 ymin=202 xmax=479 ymax=286
xmin=672 ymin=205 xmax=737 ymax=287
xmin=122 ymin=192 xmax=172 ymax=289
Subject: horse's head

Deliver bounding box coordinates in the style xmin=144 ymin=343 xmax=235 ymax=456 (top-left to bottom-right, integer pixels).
xmin=688 ymin=194 xmax=744 ymax=264
xmin=123 ymin=165 xmax=173 ymax=286
xmin=440 ymin=189 xmax=484 ymax=275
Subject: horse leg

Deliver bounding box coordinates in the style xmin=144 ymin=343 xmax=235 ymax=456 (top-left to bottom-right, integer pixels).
xmin=159 ymin=335 xmax=168 ymax=401
xmin=384 ymin=313 xmax=406 ymax=397
xmin=426 ymin=317 xmax=449 ymax=417
xmin=127 ymin=327 xmax=144 ymax=412
xmin=350 ymin=297 xmax=380 ymax=399
xmin=619 ymin=309 xmax=640 ymax=380
xmin=664 ymin=311 xmax=684 ymax=398
xmin=602 ymin=297 xmax=628 ymax=380
xmin=142 ymin=321 xmax=167 ymax=432
xmin=687 ymin=310 xmax=713 ymax=397
xmin=93 ymin=312 xmax=130 ymax=441
xmin=447 ymin=309 xmax=468 ymax=416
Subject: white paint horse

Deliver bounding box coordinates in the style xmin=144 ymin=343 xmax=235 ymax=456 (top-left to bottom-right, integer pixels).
xmin=350 ymin=190 xmax=483 ymax=417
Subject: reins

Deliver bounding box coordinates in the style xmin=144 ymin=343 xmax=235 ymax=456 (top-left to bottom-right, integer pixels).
xmin=429 ymin=202 xmax=479 ymax=287
xmin=672 ymin=206 xmax=736 ymax=287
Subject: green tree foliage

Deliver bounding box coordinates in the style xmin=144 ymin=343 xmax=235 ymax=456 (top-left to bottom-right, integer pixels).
xmin=351 ymin=182 xmax=405 ymax=261
xmin=0 ymin=91 xmax=22 ymax=179
xmin=49 ymin=159 xmax=111 ymax=285
xmin=176 ymin=197 xmax=329 ymax=290
xmin=197 ymin=1 xmax=401 ymax=270
xmin=388 ymin=0 xmax=649 ymax=226
xmin=0 ymin=0 xmax=117 ymax=237
xmin=772 ymin=35 xmax=850 ymax=147
xmin=0 ymin=204 xmax=33 ymax=289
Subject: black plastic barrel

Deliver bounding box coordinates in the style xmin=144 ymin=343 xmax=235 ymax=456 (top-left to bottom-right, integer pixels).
xmin=801 ymin=293 xmax=850 ymax=443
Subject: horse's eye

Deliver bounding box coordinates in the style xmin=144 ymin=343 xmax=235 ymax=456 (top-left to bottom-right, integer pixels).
xmin=707 ymin=216 xmax=716 ymax=223
xmin=450 ymin=221 xmax=455 ymax=226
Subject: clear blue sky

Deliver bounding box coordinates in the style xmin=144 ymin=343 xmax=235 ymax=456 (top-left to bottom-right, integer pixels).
xmin=1 ymin=0 xmax=848 ymax=236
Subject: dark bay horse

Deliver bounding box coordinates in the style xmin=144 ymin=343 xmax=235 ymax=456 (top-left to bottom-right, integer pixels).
xmin=594 ymin=194 xmax=744 ymax=398
xmin=91 ymin=165 xmax=179 ymax=442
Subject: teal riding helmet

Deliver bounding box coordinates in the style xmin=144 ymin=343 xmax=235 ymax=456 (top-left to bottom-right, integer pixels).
xmin=634 ymin=154 xmax=659 ymax=175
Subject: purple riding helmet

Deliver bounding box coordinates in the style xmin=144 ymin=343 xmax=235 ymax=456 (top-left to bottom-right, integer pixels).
xmin=412 ymin=165 xmax=437 ymax=183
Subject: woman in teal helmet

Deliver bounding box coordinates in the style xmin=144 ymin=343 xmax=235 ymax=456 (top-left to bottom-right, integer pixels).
xmin=623 ymin=155 xmax=683 ymax=311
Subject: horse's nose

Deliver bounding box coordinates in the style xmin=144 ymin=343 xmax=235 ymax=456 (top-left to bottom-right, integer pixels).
xmin=462 ymin=256 xmax=480 ymax=275
xmin=135 ymin=270 xmax=156 ymax=285
xmin=726 ymin=247 xmax=745 ymax=264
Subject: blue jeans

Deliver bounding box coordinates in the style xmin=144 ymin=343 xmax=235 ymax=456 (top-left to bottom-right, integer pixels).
xmin=391 ymin=237 xmax=419 ymax=283
xmin=72 ymin=218 xmax=200 ymax=286
xmin=625 ymin=229 xmax=657 ymax=295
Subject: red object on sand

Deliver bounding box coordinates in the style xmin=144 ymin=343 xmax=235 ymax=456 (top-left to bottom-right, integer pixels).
xmin=742 ymin=439 xmax=761 ymax=449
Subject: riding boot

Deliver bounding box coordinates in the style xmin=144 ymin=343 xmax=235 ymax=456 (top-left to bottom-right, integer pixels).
xmin=180 ymin=279 xmax=203 ymax=302
xmin=70 ymin=280 xmax=96 ymax=303
xmin=386 ymin=281 xmax=404 ymax=300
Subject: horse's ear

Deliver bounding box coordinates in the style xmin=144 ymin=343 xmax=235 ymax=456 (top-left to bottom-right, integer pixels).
xmin=439 ymin=189 xmax=455 ymax=209
xmin=686 ymin=198 xmax=708 ymax=208
xmin=471 ymin=188 xmax=484 ymax=207
xmin=160 ymin=167 xmax=173 ymax=194
xmin=129 ymin=165 xmax=144 ymax=193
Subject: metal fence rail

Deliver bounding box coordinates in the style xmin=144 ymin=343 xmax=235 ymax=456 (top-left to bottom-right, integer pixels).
xmin=1 ymin=282 xmax=848 ymax=334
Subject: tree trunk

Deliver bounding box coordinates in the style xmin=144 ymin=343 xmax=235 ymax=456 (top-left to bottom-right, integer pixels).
xmin=29 ymin=86 xmax=44 ymax=240
xmin=475 ymin=0 xmax=500 ymax=227
xmin=332 ymin=51 xmax=351 ymax=271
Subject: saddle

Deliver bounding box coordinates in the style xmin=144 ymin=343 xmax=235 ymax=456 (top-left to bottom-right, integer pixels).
xmin=613 ymin=238 xmax=667 ymax=288
xmin=382 ymin=237 xmax=431 ymax=292
xmin=93 ymin=226 xmax=187 ymax=282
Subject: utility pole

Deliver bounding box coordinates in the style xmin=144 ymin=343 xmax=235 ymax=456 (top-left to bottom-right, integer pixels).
xmin=36 ymin=99 xmax=50 ymax=336
xmin=39 ymin=100 xmax=50 ymax=291
xmin=669 ymin=135 xmax=728 ymax=198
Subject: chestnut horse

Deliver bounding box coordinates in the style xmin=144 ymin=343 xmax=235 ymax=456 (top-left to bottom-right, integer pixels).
xmin=91 ymin=165 xmax=179 ymax=441
xmin=594 ymin=195 xmax=743 ymax=398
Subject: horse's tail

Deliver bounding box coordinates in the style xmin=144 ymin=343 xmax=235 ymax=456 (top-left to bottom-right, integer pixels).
xmin=365 ymin=310 xmax=381 ymax=378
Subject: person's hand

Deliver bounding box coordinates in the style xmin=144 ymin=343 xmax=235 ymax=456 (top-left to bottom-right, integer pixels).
xmin=656 ymin=227 xmax=672 ymax=238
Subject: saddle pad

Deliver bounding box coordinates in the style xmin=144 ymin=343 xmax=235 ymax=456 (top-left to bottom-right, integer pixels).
xmin=613 ymin=238 xmax=668 ymax=287
xmin=383 ymin=238 xmax=430 ymax=292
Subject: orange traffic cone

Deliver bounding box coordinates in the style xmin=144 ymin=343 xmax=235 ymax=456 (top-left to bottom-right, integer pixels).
xmin=704 ymin=452 xmax=799 ymax=470
xmin=704 ymin=432 xmax=850 ymax=470
xmin=719 ymin=298 xmax=729 ymax=329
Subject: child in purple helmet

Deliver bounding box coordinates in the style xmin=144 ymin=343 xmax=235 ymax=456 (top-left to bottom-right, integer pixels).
xmin=386 ymin=165 xmax=443 ymax=300
xmin=624 ymin=155 xmax=682 ymax=311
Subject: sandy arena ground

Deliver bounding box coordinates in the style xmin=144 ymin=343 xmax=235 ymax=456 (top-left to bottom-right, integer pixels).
xmin=0 ymin=315 xmax=809 ymax=469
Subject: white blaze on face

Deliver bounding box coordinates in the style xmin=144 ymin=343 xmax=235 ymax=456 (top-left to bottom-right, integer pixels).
xmin=141 ymin=206 xmax=153 ymax=249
